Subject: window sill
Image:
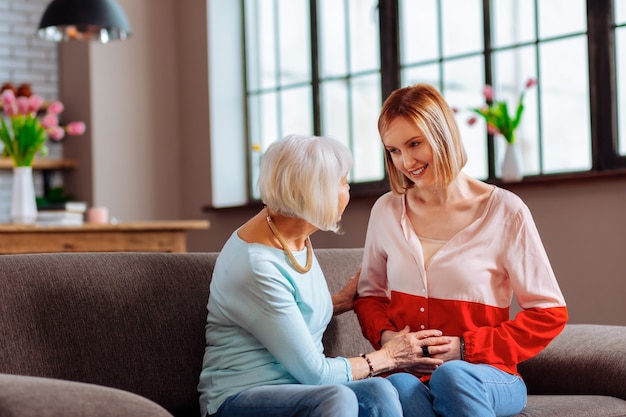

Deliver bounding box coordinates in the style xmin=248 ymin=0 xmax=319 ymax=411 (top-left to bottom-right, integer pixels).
xmin=487 ymin=168 xmax=626 ymax=187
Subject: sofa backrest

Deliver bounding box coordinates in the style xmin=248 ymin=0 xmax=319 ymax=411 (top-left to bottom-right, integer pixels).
xmin=317 ymin=248 xmax=372 ymax=357
xmin=0 ymin=249 xmax=369 ymax=417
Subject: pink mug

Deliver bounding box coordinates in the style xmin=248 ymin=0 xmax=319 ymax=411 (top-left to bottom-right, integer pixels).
xmin=87 ymin=207 xmax=109 ymax=224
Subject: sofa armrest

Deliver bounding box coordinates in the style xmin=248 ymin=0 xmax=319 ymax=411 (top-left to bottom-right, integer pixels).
xmin=518 ymin=324 xmax=626 ymax=400
xmin=0 ymin=373 xmax=174 ymax=417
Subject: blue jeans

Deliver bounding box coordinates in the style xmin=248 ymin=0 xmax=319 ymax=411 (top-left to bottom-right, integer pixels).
xmin=387 ymin=361 xmax=527 ymax=417
xmin=212 ymin=377 xmax=403 ymax=417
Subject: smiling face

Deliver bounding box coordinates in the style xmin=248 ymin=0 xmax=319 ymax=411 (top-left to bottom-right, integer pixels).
xmin=382 ymin=117 xmax=436 ymax=189
xmin=377 ymin=84 xmax=468 ymax=194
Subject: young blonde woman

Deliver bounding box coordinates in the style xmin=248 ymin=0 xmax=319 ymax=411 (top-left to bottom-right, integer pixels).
xmin=354 ymin=84 xmax=568 ymax=417
xmin=198 ymin=134 xmax=452 ymax=417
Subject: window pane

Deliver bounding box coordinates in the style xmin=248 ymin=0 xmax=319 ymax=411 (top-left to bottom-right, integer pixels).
xmin=247 ymin=94 xmax=262 ymax=149
xmin=244 ymin=0 xmax=277 ymax=90
xmin=539 ymin=37 xmax=591 ymax=173
xmin=441 ymin=0 xmax=483 ymax=57
xmin=618 ymin=28 xmax=626 ymax=155
xmin=616 ymin=0 xmax=626 ymax=24
xmin=278 ymin=0 xmax=311 ymax=85
xmin=321 ymin=80 xmax=349 ymax=142
xmin=402 ymin=64 xmax=440 ymax=89
xmin=348 ymin=0 xmax=380 ymax=73
xmin=443 ymin=57 xmax=488 ymax=179
xmin=319 ymin=0 xmax=380 ymax=79
xmin=280 ymin=86 xmax=313 ymax=137
xmin=538 ymin=0 xmax=586 ymax=39
xmin=319 ymin=0 xmax=347 ymax=77
xmin=400 ymin=0 xmax=439 ymax=64
xmin=492 ymin=0 xmax=536 ymax=48
xmin=248 ymin=93 xmax=278 ymax=199
xmin=248 ymin=93 xmax=279 ymax=149
xmin=351 ymin=74 xmax=384 ymax=182
xmin=493 ymin=46 xmax=539 ymax=175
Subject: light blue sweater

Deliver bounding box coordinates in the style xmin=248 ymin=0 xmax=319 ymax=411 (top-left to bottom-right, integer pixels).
xmin=198 ymin=232 xmax=352 ymax=416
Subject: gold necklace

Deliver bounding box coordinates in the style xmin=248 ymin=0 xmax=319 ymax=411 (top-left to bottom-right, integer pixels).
xmin=266 ymin=210 xmax=313 ymax=274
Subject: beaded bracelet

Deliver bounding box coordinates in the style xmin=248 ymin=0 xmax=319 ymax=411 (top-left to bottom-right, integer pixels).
xmin=459 ymin=336 xmax=466 ymax=361
xmin=360 ymin=353 xmax=374 ymax=378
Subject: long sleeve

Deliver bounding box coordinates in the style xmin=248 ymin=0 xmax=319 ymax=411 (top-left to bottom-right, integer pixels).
xmin=463 ymin=198 xmax=568 ymax=366
xmin=354 ymin=188 xmax=568 ymax=376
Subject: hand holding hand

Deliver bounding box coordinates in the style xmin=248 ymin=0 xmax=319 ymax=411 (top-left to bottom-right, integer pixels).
xmin=380 ymin=326 xmax=452 ymax=370
xmin=428 ymin=335 xmax=463 ymax=362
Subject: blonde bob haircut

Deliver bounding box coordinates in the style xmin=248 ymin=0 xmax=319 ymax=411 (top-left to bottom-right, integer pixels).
xmin=258 ymin=134 xmax=353 ymax=232
xmin=378 ymin=83 xmax=467 ymax=194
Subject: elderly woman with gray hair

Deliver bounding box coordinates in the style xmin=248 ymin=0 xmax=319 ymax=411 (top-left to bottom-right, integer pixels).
xmin=198 ymin=134 xmax=452 ymax=417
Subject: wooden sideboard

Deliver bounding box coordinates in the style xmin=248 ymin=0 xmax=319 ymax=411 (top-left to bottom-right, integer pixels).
xmin=0 ymin=220 xmax=210 ymax=254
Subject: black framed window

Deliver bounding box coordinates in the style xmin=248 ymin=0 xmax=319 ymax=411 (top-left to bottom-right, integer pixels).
xmin=242 ymin=0 xmax=625 ymax=199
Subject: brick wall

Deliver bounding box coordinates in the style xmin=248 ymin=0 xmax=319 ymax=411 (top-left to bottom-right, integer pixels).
xmin=0 ymin=0 xmax=58 ymax=98
xmin=0 ymin=0 xmax=61 ymax=222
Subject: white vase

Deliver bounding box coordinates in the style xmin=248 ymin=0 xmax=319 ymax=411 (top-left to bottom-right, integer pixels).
xmin=501 ymin=142 xmax=523 ymax=183
xmin=11 ymin=166 xmax=37 ymax=225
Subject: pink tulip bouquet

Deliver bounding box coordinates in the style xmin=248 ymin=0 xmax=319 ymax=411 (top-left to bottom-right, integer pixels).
xmin=467 ymin=78 xmax=537 ymax=145
xmin=0 ymin=89 xmax=86 ymax=167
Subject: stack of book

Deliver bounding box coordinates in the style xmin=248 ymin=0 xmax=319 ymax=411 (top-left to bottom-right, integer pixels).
xmin=36 ymin=201 xmax=87 ymax=226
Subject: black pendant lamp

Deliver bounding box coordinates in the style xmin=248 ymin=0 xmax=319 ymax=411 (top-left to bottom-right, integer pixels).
xmin=37 ymin=0 xmax=132 ymax=43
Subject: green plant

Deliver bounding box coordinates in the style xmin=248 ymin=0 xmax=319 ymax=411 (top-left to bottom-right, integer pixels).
xmin=0 ymin=112 xmax=48 ymax=166
xmin=35 ymin=186 xmax=76 ymax=208
xmin=468 ymin=78 xmax=537 ymax=144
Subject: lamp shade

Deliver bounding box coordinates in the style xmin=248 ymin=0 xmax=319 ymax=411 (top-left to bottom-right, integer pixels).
xmin=37 ymin=0 xmax=132 ymax=43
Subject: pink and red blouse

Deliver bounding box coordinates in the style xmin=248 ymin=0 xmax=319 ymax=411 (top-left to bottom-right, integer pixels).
xmin=354 ymin=187 xmax=568 ymax=377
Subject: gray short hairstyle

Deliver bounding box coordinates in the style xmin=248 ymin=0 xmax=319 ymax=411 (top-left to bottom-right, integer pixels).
xmin=258 ymin=134 xmax=353 ymax=232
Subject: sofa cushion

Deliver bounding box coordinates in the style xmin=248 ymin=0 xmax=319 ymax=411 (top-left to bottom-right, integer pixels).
xmin=0 ymin=373 xmax=173 ymax=417
xmin=519 ymin=324 xmax=626 ymax=400
xmin=519 ymin=395 xmax=626 ymax=417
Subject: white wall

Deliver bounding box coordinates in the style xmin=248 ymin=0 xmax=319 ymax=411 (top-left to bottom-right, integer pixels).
xmin=61 ymin=0 xmax=182 ymax=222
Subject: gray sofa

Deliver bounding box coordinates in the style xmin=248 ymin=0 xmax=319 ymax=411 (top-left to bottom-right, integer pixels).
xmin=0 ymin=250 xmax=625 ymax=417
